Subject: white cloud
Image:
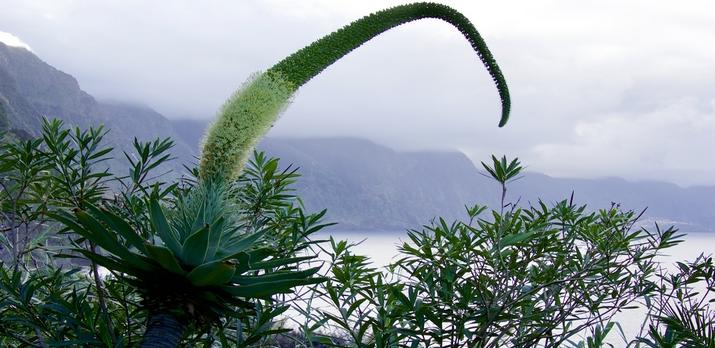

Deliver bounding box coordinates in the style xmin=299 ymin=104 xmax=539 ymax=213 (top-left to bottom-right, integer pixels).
xmin=0 ymin=31 xmax=32 ymax=51
xmin=529 ymin=98 xmax=715 ymax=186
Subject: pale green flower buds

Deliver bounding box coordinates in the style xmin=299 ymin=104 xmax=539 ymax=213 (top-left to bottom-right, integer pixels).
xmin=200 ymin=2 xmax=510 ymax=181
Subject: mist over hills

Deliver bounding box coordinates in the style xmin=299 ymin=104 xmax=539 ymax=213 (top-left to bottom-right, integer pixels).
xmin=261 ymin=138 xmax=715 ymax=231
xmin=1 ymin=40 xmax=713 ymax=232
xmin=174 ymin=118 xmax=713 ymax=231
xmin=0 ymin=41 xmax=193 ymax=176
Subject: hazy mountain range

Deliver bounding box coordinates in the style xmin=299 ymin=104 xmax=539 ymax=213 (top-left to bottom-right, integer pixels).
xmin=1 ymin=41 xmax=713 ymax=232
xmin=0 ymin=42 xmax=193 ymax=177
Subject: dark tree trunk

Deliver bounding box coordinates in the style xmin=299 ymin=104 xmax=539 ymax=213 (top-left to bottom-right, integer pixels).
xmin=140 ymin=312 xmax=185 ymax=348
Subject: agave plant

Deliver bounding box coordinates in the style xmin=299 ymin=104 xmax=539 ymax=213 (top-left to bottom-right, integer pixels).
xmin=50 ymin=178 xmax=324 ymax=347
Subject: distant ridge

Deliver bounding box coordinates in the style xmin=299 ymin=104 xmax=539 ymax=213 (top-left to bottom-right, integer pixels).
xmin=0 ymin=41 xmax=195 ymax=176
xmin=171 ymin=118 xmax=715 ymax=232
xmin=1 ymin=40 xmax=712 ymax=232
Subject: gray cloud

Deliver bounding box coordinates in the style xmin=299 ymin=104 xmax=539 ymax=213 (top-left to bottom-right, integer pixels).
xmin=2 ymin=0 xmax=715 ymax=185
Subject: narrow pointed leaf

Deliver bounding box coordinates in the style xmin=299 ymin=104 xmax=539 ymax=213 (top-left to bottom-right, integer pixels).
xmin=223 ymin=277 xmax=327 ymax=298
xmin=232 ymin=267 xmax=321 ymax=286
xmin=85 ymin=203 xmax=147 ymax=254
xmin=144 ymin=244 xmax=185 ymax=275
xmin=220 ymin=229 xmax=268 ymax=260
xmin=204 ymin=217 xmax=225 ymax=263
xmin=75 ymin=249 xmax=131 ymax=274
xmin=187 ymin=260 xmax=236 ymax=287
xmin=150 ymin=199 xmax=181 ymax=254
xmin=73 ymin=210 xmax=134 ymax=260
xmin=251 ymin=255 xmax=318 ymax=270
xmin=181 ymin=224 xmax=210 ymax=266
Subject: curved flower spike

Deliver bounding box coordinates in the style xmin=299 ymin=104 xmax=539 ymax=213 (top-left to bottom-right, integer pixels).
xmin=200 ymin=2 xmax=510 ymax=180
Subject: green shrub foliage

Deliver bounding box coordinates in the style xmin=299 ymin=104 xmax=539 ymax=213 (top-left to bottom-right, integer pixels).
xmin=0 ymin=120 xmax=331 ymax=346
xmin=200 ymin=2 xmax=510 ymax=180
xmin=307 ymin=158 xmax=691 ymax=347
xmin=1 ymin=121 xmax=713 ymax=346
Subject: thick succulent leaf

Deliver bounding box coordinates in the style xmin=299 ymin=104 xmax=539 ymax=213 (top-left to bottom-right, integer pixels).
xmin=187 ymin=260 xmax=236 ymax=287
xmin=190 ymin=198 xmax=208 ymax=232
xmin=229 ymin=247 xmax=274 ymax=274
xmin=246 ymin=247 xmax=273 ymax=265
xmin=55 ymin=209 xmax=157 ymax=273
xmin=144 ymin=244 xmax=185 ymax=275
xmin=181 ymin=224 xmax=210 ymax=266
xmin=232 ymin=252 xmax=251 ymax=274
xmin=251 ymin=255 xmax=318 ymax=270
xmin=219 ymin=228 xmax=268 ymax=260
xmin=75 ymin=249 xmax=131 ymax=274
xmin=51 ymin=209 xmax=142 ymax=270
xmin=232 ymin=266 xmax=321 ymax=285
xmin=149 ymin=199 xmax=181 ymax=255
xmin=75 ymin=249 xmax=155 ymax=275
xmin=204 ymin=217 xmax=226 ymax=263
xmin=48 ymin=210 xmax=90 ymax=236
xmin=85 ymin=203 xmax=147 ymax=254
xmin=73 ymin=209 xmax=135 ymax=258
xmin=223 ymin=276 xmax=327 ymax=298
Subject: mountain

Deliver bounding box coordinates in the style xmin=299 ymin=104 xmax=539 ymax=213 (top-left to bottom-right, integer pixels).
xmin=170 ymin=118 xmax=715 ymax=231
xmin=2 ymin=40 xmax=713 ymax=232
xmin=258 ymin=137 xmax=496 ymax=229
xmin=260 ymin=138 xmax=715 ymax=231
xmin=0 ymin=41 xmax=195 ymax=175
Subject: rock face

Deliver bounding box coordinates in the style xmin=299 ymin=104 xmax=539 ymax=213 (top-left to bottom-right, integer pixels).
xmin=0 ymin=41 xmax=195 ymax=175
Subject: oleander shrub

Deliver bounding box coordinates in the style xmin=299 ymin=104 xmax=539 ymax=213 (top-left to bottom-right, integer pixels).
xmin=301 ymin=157 xmax=691 ymax=348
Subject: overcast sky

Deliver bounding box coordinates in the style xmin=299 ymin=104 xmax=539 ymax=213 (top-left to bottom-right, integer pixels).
xmin=2 ymin=0 xmax=715 ymax=186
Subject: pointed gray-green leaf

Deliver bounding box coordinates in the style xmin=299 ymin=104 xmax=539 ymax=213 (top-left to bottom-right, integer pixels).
xmin=144 ymin=244 xmax=185 ymax=275
xmin=75 ymin=249 xmax=133 ymax=274
xmin=232 ymin=267 xmax=321 ymax=286
xmin=86 ymin=203 xmax=147 ymax=254
xmin=251 ymin=255 xmax=318 ymax=270
xmin=187 ymin=260 xmax=236 ymax=287
xmin=73 ymin=209 xmax=134 ymax=261
xmin=181 ymin=224 xmax=210 ymax=266
xmin=204 ymin=217 xmax=225 ymax=263
xmin=75 ymin=248 xmax=155 ymax=274
xmin=149 ymin=199 xmax=181 ymax=255
xmin=219 ymin=228 xmax=268 ymax=261
xmin=223 ymin=277 xmax=327 ymax=299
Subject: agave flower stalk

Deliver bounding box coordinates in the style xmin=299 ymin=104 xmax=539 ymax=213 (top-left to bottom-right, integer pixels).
xmin=200 ymin=2 xmax=511 ymax=181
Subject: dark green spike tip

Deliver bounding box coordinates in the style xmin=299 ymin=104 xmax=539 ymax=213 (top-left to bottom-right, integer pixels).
xmin=268 ymin=2 xmax=511 ymax=127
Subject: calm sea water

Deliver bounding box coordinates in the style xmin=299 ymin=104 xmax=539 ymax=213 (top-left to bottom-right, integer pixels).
xmin=316 ymin=230 xmax=715 ymax=343
xmin=319 ymin=230 xmax=714 ymax=268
